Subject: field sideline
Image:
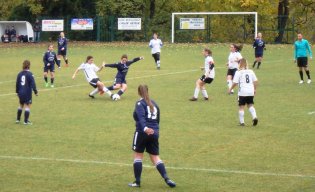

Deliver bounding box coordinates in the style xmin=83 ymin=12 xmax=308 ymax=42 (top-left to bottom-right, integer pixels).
xmin=0 ymin=42 xmax=314 ymax=192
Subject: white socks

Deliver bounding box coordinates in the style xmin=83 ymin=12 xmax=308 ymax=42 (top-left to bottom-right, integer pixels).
xmin=103 ymin=87 xmax=112 ymax=96
xmin=249 ymin=106 xmax=257 ymax=119
xmin=90 ymin=88 xmax=99 ymax=96
xmin=227 ymin=80 xmax=233 ymax=92
xmin=239 ymin=110 xmax=245 ymax=124
xmin=201 ymin=89 xmax=208 ymax=98
xmin=194 ymin=88 xmax=200 ymax=98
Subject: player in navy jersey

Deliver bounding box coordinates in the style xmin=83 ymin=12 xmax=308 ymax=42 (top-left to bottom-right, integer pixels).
xmin=252 ymin=33 xmax=266 ymax=69
xmin=128 ymin=84 xmax=176 ymax=188
xmin=16 ymin=60 xmax=38 ymax=125
xmin=103 ymin=54 xmax=144 ymax=99
xmin=43 ymin=44 xmax=60 ymax=88
xmin=57 ymin=32 xmax=69 ymax=67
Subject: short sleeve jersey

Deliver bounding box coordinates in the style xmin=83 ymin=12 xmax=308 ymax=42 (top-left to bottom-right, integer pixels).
xmin=149 ymin=39 xmax=163 ymax=54
xmin=78 ymin=63 xmax=100 ymax=82
xmin=204 ymin=56 xmax=215 ymax=78
xmin=233 ymin=69 xmax=257 ymax=96
xmin=228 ymin=52 xmax=242 ymax=69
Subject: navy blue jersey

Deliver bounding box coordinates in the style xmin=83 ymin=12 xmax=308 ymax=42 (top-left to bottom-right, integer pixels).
xmin=16 ymin=70 xmax=37 ymax=99
xmin=253 ymin=39 xmax=265 ymax=54
xmin=43 ymin=51 xmax=58 ymax=67
xmin=105 ymin=57 xmax=141 ymax=80
xmin=57 ymin=37 xmax=67 ymax=51
xmin=133 ymin=99 xmax=160 ymax=136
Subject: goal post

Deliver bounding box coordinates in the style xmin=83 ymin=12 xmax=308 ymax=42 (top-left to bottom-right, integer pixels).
xmin=171 ymin=12 xmax=258 ymax=43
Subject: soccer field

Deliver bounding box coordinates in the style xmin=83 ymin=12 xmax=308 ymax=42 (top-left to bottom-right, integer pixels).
xmin=0 ymin=42 xmax=314 ymax=192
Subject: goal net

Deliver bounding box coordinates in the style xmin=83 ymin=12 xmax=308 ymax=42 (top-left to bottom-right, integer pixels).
xmin=171 ymin=12 xmax=258 ymax=43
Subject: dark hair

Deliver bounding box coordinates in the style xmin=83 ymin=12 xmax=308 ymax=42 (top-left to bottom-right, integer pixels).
xmin=86 ymin=56 xmax=93 ymax=62
xmin=23 ymin=60 xmax=31 ymax=70
xmin=121 ymin=54 xmax=128 ymax=59
xmin=47 ymin=44 xmax=53 ymax=48
xmin=232 ymin=44 xmax=243 ymax=52
xmin=138 ymin=84 xmax=154 ymax=112
xmin=204 ymin=48 xmax=212 ymax=56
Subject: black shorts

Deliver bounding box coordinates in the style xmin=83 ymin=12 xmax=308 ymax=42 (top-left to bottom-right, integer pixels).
xmin=255 ymin=53 xmax=263 ymax=58
xmin=297 ymin=57 xmax=308 ymax=67
xmin=114 ymin=77 xmax=126 ymax=85
xmin=227 ymin=68 xmax=238 ymax=78
xmin=58 ymin=49 xmax=67 ymax=56
xmin=238 ymin=96 xmax=254 ymax=106
xmin=200 ymin=75 xmax=214 ymax=84
xmin=132 ymin=131 xmax=159 ymax=155
xmin=89 ymin=78 xmax=100 ymax=88
xmin=19 ymin=96 xmax=32 ymax=105
xmin=152 ymin=53 xmax=160 ymax=62
xmin=44 ymin=64 xmax=55 ymax=72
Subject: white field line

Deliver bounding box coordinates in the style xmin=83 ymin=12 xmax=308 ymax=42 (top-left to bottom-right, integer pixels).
xmin=0 ymin=155 xmax=314 ymax=179
xmin=0 ymin=69 xmax=201 ymax=97
xmin=308 ymin=111 xmax=315 ymax=115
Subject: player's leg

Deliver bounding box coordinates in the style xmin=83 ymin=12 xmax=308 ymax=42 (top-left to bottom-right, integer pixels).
xmin=156 ymin=53 xmax=161 ymax=69
xmin=96 ymin=81 xmax=112 ymax=97
xmin=16 ymin=102 xmax=23 ymax=123
xmin=63 ymin=55 xmax=68 ymax=66
xmin=50 ymin=71 xmax=55 ymax=87
xmin=257 ymin=57 xmax=262 ymax=69
xmin=304 ymin=66 xmax=311 ymax=84
xmin=239 ymin=105 xmax=245 ymax=126
xmin=190 ymin=78 xmax=202 ymax=101
xmin=43 ymin=68 xmax=49 ymax=87
xmin=149 ymin=155 xmax=176 ymax=188
xmin=253 ymin=57 xmax=258 ymax=68
xmin=152 ymin=54 xmax=158 ymax=65
xmin=201 ymin=83 xmax=208 ymax=100
xmin=248 ymin=102 xmax=258 ymax=126
xmin=117 ymin=83 xmax=127 ymax=96
xmin=227 ymin=74 xmax=234 ymax=94
xmin=23 ymin=103 xmax=32 ymax=125
xmin=57 ymin=55 xmax=62 ymax=68
xmin=298 ymin=67 xmax=304 ymax=83
xmin=129 ymin=152 xmax=144 ymax=187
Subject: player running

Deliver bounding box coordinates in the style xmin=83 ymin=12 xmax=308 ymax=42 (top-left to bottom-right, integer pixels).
xmin=16 ymin=60 xmax=38 ymax=125
xmin=43 ymin=44 xmax=60 ymax=88
xmin=129 ymin=84 xmax=176 ymax=188
xmin=252 ymin=32 xmax=266 ymax=69
xmin=72 ymin=56 xmax=112 ymax=99
xmin=226 ymin=44 xmax=243 ymax=94
xmin=189 ymin=48 xmax=215 ymax=101
xmin=229 ymin=58 xmax=258 ymax=126
xmin=57 ymin=32 xmax=69 ymax=67
xmin=149 ymin=32 xmax=163 ymax=70
xmin=103 ymin=54 xmax=144 ymax=99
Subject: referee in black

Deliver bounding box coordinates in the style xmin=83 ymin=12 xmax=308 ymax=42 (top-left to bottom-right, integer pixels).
xmin=129 ymin=84 xmax=176 ymax=188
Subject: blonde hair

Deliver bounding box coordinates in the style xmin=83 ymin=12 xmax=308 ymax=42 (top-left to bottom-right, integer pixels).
xmin=239 ymin=58 xmax=248 ymax=70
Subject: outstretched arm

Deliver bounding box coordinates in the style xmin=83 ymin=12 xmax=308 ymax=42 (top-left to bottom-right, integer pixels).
xmin=72 ymin=68 xmax=80 ymax=79
xmin=127 ymin=57 xmax=144 ymax=66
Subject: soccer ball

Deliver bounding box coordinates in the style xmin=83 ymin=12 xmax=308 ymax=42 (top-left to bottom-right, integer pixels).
xmin=112 ymin=94 xmax=120 ymax=101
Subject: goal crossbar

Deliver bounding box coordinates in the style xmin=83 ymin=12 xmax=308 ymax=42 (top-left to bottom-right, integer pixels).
xmin=171 ymin=12 xmax=258 ymax=43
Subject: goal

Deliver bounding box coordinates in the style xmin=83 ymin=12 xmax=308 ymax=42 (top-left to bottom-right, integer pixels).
xmin=171 ymin=12 xmax=258 ymax=43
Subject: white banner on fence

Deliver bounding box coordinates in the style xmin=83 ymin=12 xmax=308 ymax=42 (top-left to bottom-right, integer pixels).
xmin=118 ymin=18 xmax=141 ymax=30
xmin=180 ymin=18 xmax=205 ymax=29
xmin=42 ymin=20 xmax=64 ymax=31
xmin=71 ymin=18 xmax=93 ymax=30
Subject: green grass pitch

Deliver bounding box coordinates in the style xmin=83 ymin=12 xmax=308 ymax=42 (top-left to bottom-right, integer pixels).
xmin=0 ymin=42 xmax=314 ymax=192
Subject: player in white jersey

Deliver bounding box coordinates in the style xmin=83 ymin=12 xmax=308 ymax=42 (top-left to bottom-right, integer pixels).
xmin=227 ymin=44 xmax=243 ymax=94
xmin=72 ymin=56 xmax=112 ymax=99
xmin=149 ymin=33 xmax=163 ymax=70
xmin=189 ymin=48 xmax=215 ymax=101
xmin=229 ymin=58 xmax=258 ymax=126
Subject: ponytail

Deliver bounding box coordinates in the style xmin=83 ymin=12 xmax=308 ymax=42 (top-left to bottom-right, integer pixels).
xmin=138 ymin=84 xmax=154 ymax=112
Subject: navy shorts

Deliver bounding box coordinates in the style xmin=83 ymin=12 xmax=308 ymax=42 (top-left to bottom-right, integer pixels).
xmin=114 ymin=77 xmax=126 ymax=85
xmin=200 ymin=75 xmax=214 ymax=84
xmin=132 ymin=131 xmax=159 ymax=155
xmin=44 ymin=64 xmax=55 ymax=72
xmin=89 ymin=78 xmax=100 ymax=88
xmin=255 ymin=53 xmax=263 ymax=58
xmin=227 ymin=68 xmax=238 ymax=78
xmin=58 ymin=49 xmax=67 ymax=56
xmin=19 ymin=96 xmax=32 ymax=105
xmin=238 ymin=96 xmax=254 ymax=106
xmin=297 ymin=57 xmax=308 ymax=67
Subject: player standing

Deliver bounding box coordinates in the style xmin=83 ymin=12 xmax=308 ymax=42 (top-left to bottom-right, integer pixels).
xmin=57 ymin=32 xmax=69 ymax=67
xmin=226 ymin=44 xmax=243 ymax=94
xmin=72 ymin=56 xmax=112 ymax=99
xmin=129 ymin=84 xmax=176 ymax=188
xmin=189 ymin=48 xmax=215 ymax=101
xmin=252 ymin=32 xmax=266 ymax=69
xmin=229 ymin=58 xmax=258 ymax=126
xmin=43 ymin=44 xmax=60 ymax=88
xmin=149 ymin=33 xmax=163 ymax=70
xmin=294 ymin=33 xmax=312 ymax=84
xmin=16 ymin=60 xmax=38 ymax=125
xmin=103 ymin=54 xmax=144 ymax=99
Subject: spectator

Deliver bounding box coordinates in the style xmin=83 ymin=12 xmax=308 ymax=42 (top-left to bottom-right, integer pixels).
xmin=10 ymin=26 xmax=17 ymax=42
xmin=3 ymin=26 xmax=10 ymax=42
xmin=33 ymin=19 xmax=41 ymax=43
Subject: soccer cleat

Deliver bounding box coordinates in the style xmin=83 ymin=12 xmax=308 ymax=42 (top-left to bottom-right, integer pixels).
xmin=88 ymin=94 xmax=95 ymax=99
xmin=307 ymin=79 xmax=311 ymax=84
xmin=204 ymin=97 xmax=209 ymax=101
xmin=128 ymin=181 xmax=140 ymax=188
xmin=24 ymin=121 xmax=32 ymax=125
xmin=253 ymin=118 xmax=258 ymax=126
xmin=299 ymin=80 xmax=304 ymax=84
xmin=239 ymin=123 xmax=245 ymax=126
xmin=165 ymin=179 xmax=176 ymax=188
xmin=15 ymin=120 xmax=20 ymax=124
xmin=45 ymin=82 xmax=49 ymax=87
xmin=50 ymin=84 xmax=54 ymax=88
xmin=189 ymin=97 xmax=197 ymax=101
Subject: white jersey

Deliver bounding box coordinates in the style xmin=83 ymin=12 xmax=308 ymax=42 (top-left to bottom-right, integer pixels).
xmin=233 ymin=69 xmax=257 ymax=96
xmin=149 ymin=38 xmax=163 ymax=54
xmin=204 ymin=56 xmax=215 ymax=78
xmin=78 ymin=63 xmax=100 ymax=82
xmin=228 ymin=52 xmax=242 ymax=69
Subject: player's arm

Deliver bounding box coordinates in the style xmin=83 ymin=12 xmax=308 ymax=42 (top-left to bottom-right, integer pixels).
xmin=15 ymin=75 xmax=19 ymax=94
xmin=306 ymin=41 xmax=313 ymax=59
xmin=135 ymin=102 xmax=153 ymax=135
xmin=104 ymin=63 xmax=119 ymax=68
xmin=29 ymin=74 xmax=38 ymax=96
xmin=127 ymin=57 xmax=144 ymax=66
xmin=43 ymin=53 xmax=48 ymax=66
xmin=160 ymin=40 xmax=163 ymax=47
xmin=98 ymin=61 xmax=106 ymax=72
xmin=294 ymin=43 xmax=297 ymax=62
xmin=72 ymin=65 xmax=82 ymax=79
xmin=253 ymin=80 xmax=258 ymax=95
xmin=149 ymin=40 xmax=153 ymax=48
